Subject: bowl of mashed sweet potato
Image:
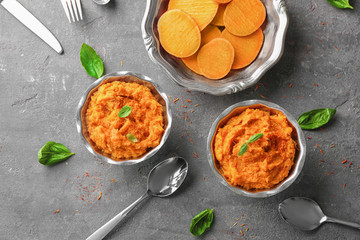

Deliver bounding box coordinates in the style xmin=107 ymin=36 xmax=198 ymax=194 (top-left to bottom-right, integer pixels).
xmin=76 ymin=71 xmax=172 ymax=165
xmin=207 ymin=100 xmax=306 ymax=197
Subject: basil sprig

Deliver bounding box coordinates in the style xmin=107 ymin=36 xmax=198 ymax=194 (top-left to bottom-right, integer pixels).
xmin=118 ymin=106 xmax=132 ymax=118
xmin=238 ymin=133 xmax=263 ymax=156
xmin=326 ymin=0 xmax=354 ymax=9
xmin=190 ymin=208 xmax=214 ymax=236
xmin=298 ymin=108 xmax=336 ymax=130
xmin=80 ymin=43 xmax=104 ymax=78
xmin=38 ymin=141 xmax=75 ymax=166
xmin=126 ymin=134 xmax=138 ymax=143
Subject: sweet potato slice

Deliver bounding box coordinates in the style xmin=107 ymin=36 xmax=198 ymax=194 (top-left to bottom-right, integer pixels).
xmin=158 ymin=9 xmax=201 ymax=58
xmin=211 ymin=4 xmax=227 ymax=26
xmin=197 ymin=38 xmax=234 ymax=80
xmin=201 ymin=25 xmax=222 ymax=46
xmin=224 ymin=0 xmax=266 ymax=36
xmin=214 ymin=0 xmax=232 ymax=4
xmin=182 ymin=54 xmax=202 ymax=74
xmin=182 ymin=25 xmax=221 ymax=74
xmin=221 ymin=28 xmax=264 ymax=69
xmin=168 ymin=0 xmax=219 ymax=31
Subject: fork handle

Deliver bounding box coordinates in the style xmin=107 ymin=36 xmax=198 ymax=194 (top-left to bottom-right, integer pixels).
xmin=326 ymin=216 xmax=360 ymax=230
xmin=86 ymin=191 xmax=151 ymax=240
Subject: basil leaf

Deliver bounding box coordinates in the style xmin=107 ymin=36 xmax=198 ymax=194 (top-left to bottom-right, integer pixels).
xmin=126 ymin=133 xmax=138 ymax=143
xmin=118 ymin=106 xmax=132 ymax=118
xmin=247 ymin=133 xmax=263 ymax=143
xmin=326 ymin=0 xmax=354 ymax=9
xmin=190 ymin=208 xmax=214 ymax=236
xmin=38 ymin=141 xmax=75 ymax=166
xmin=238 ymin=143 xmax=248 ymax=156
xmin=298 ymin=108 xmax=336 ymax=130
xmin=80 ymin=43 xmax=104 ymax=78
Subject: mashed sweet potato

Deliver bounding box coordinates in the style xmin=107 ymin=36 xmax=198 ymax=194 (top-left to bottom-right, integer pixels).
xmin=85 ymin=80 xmax=164 ymax=160
xmin=214 ymin=107 xmax=296 ymax=190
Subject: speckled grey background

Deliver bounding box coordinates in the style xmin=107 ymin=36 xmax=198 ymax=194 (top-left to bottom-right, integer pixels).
xmin=1 ymin=0 xmax=359 ymax=239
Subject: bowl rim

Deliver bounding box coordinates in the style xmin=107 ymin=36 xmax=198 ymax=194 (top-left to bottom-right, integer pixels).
xmin=141 ymin=0 xmax=289 ymax=95
xmin=75 ymin=71 xmax=173 ymax=166
xmin=206 ymin=100 xmax=306 ymax=198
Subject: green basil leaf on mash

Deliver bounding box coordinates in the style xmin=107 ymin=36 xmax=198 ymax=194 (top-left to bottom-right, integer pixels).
xmin=80 ymin=43 xmax=104 ymax=78
xmin=118 ymin=106 xmax=132 ymax=118
xmin=190 ymin=208 xmax=214 ymax=236
xmin=238 ymin=133 xmax=263 ymax=156
xmin=38 ymin=141 xmax=75 ymax=166
xmin=126 ymin=133 xmax=138 ymax=143
xmin=238 ymin=143 xmax=248 ymax=156
xmin=247 ymin=133 xmax=263 ymax=143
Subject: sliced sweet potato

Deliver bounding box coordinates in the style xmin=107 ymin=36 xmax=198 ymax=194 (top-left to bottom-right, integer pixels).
xmin=197 ymin=38 xmax=234 ymax=79
xmin=211 ymin=4 xmax=227 ymax=26
xmin=201 ymin=25 xmax=222 ymax=45
xmin=182 ymin=54 xmax=202 ymax=74
xmin=158 ymin=9 xmax=201 ymax=58
xmin=182 ymin=25 xmax=221 ymax=74
xmin=214 ymin=0 xmax=232 ymax=4
xmin=168 ymin=0 xmax=219 ymax=31
xmin=224 ymin=0 xmax=266 ymax=36
xmin=221 ymin=28 xmax=264 ymax=69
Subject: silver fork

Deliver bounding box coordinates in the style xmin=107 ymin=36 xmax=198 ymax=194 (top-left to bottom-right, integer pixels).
xmin=61 ymin=0 xmax=83 ymax=23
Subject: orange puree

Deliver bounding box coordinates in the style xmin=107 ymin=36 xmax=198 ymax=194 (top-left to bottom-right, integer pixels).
xmin=214 ymin=108 xmax=296 ymax=190
xmin=85 ymin=81 xmax=164 ymax=160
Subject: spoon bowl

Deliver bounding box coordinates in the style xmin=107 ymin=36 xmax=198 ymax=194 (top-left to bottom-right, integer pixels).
xmin=279 ymin=197 xmax=360 ymax=231
xmin=87 ymin=156 xmax=188 ymax=240
xmin=148 ymin=156 xmax=188 ymax=197
xmin=279 ymin=197 xmax=325 ymax=231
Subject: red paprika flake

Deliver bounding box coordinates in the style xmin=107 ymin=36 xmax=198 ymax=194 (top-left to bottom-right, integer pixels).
xmin=97 ymin=192 xmax=102 ymax=200
xmin=315 ymin=144 xmax=324 ymax=154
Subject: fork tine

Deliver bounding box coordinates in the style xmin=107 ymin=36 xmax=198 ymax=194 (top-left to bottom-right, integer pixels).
xmin=71 ymin=0 xmax=79 ymax=21
xmin=61 ymin=0 xmax=72 ymax=23
xmin=68 ymin=0 xmax=76 ymax=22
xmin=76 ymin=0 xmax=83 ymax=20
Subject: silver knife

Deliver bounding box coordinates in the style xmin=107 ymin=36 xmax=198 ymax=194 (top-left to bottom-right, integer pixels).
xmin=1 ymin=0 xmax=64 ymax=54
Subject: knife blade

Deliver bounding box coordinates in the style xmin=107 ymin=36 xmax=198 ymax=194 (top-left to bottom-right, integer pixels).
xmin=1 ymin=0 xmax=64 ymax=54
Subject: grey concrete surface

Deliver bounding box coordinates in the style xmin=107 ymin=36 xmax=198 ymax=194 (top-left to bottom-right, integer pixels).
xmin=1 ymin=0 xmax=360 ymax=239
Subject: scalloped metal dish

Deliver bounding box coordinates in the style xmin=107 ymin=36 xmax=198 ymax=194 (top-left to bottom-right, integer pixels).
xmin=76 ymin=71 xmax=172 ymax=166
xmin=141 ymin=0 xmax=289 ymax=95
xmin=207 ymin=100 xmax=306 ymax=198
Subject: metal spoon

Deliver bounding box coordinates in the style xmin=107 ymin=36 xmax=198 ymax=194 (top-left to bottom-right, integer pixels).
xmin=87 ymin=156 xmax=188 ymax=240
xmin=279 ymin=197 xmax=360 ymax=231
xmin=92 ymin=0 xmax=111 ymax=5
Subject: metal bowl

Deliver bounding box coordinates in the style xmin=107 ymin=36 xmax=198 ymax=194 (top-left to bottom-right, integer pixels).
xmin=207 ymin=100 xmax=306 ymax=197
xmin=76 ymin=71 xmax=172 ymax=166
xmin=141 ymin=0 xmax=289 ymax=95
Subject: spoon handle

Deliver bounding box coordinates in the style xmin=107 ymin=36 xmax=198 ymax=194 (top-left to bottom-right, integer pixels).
xmin=326 ymin=216 xmax=360 ymax=230
xmin=86 ymin=191 xmax=151 ymax=240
